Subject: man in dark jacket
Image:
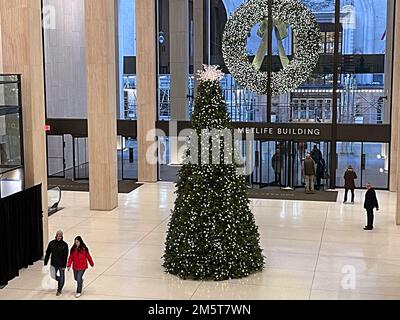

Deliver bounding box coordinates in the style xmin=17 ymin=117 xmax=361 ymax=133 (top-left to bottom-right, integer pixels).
xmin=344 ymin=165 xmax=357 ymax=204
xmin=44 ymin=230 xmax=69 ymax=296
xmin=364 ymin=183 xmax=379 ymax=231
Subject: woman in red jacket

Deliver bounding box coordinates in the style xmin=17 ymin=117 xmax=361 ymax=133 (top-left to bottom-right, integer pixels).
xmin=67 ymin=236 xmax=94 ymax=298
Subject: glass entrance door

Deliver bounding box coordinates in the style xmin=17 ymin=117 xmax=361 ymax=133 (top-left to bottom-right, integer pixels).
xmin=73 ymin=137 xmax=89 ymax=181
xmin=252 ymin=140 xmax=331 ymax=190
xmin=47 ymin=135 xmax=66 ymax=178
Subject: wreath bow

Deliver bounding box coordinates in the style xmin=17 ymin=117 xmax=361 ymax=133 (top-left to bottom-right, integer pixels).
xmin=252 ymin=18 xmax=290 ymax=71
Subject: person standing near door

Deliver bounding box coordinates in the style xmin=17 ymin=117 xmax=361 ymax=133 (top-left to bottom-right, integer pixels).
xmin=343 ymin=165 xmax=357 ymax=204
xmin=67 ymin=236 xmax=94 ymax=298
xmin=272 ymin=148 xmax=283 ymax=186
xmin=302 ymin=154 xmax=316 ymax=194
xmin=44 ymin=230 xmax=69 ymax=296
xmin=363 ymin=183 xmax=379 ymax=231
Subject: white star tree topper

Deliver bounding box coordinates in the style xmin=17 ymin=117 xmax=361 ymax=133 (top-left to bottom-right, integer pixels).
xmin=197 ymin=65 xmax=225 ymax=82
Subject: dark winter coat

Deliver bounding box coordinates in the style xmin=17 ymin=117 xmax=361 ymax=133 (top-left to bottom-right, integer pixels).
xmin=44 ymin=239 xmax=69 ymax=268
xmin=272 ymin=153 xmax=283 ymax=173
xmin=364 ymin=188 xmax=379 ymax=211
xmin=344 ymin=170 xmax=357 ymax=189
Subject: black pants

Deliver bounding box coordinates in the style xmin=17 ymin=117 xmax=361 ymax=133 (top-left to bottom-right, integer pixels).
xmin=344 ymin=189 xmax=355 ymax=203
xmin=50 ymin=266 xmax=65 ymax=292
xmin=275 ymin=172 xmax=281 ymax=185
xmin=366 ymin=208 xmax=374 ymax=228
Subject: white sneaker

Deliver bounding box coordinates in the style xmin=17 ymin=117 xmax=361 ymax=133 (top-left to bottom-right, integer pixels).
xmin=76 ymin=293 xmax=81 ymax=298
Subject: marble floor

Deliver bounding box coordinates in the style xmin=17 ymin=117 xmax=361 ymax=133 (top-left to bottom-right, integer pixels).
xmin=1 ymin=183 xmax=400 ymax=300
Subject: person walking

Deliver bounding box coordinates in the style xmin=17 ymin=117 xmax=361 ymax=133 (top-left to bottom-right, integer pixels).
xmin=44 ymin=230 xmax=69 ymax=296
xmin=67 ymin=236 xmax=94 ymax=298
xmin=363 ymin=183 xmax=379 ymax=231
xmin=302 ymin=153 xmax=316 ymax=194
xmin=344 ymin=165 xmax=357 ymax=204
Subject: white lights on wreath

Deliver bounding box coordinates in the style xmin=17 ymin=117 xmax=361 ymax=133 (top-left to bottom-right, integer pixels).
xmin=222 ymin=0 xmax=321 ymax=96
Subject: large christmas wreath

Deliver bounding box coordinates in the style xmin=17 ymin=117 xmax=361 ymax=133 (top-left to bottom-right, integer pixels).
xmin=222 ymin=0 xmax=321 ymax=96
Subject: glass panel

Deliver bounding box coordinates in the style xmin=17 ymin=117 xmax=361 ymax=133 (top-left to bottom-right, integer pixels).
xmin=272 ymin=0 xmax=335 ymax=124
xmin=336 ymin=142 xmax=362 ymax=188
xmin=74 ymin=137 xmax=89 ymax=180
xmin=0 ymin=75 xmax=19 ymax=82
xmin=338 ymin=0 xmax=388 ymax=124
xmin=118 ymin=137 xmax=138 ymax=180
xmin=47 ymin=135 xmax=65 ymax=177
xmin=158 ymin=137 xmax=180 ymax=182
xmin=0 ymin=168 xmax=24 ymax=199
xmin=362 ymin=142 xmax=389 ymax=189
xmin=0 ymin=112 xmax=22 ymax=168
xmin=118 ymin=0 xmax=136 ymax=120
xmin=0 ymin=82 xmax=19 ymax=106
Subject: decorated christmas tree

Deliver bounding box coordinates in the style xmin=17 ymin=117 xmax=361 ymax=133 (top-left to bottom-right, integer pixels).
xmin=163 ymin=65 xmax=264 ymax=281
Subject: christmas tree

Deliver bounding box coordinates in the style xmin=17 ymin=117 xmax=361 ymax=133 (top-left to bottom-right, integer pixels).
xmin=163 ymin=65 xmax=265 ymax=281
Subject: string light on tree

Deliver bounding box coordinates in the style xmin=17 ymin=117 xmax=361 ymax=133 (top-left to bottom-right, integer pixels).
xmin=163 ymin=65 xmax=265 ymax=281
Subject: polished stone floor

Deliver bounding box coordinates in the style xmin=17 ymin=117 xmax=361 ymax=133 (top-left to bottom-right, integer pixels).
xmin=1 ymin=183 xmax=400 ymax=300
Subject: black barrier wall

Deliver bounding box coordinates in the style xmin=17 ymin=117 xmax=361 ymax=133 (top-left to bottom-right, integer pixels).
xmin=0 ymin=185 xmax=43 ymax=286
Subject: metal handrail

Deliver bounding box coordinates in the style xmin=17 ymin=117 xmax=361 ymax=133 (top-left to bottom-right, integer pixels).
xmin=48 ymin=186 xmax=62 ymax=216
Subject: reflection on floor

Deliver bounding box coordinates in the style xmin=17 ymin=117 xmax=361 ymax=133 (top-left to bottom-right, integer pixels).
xmin=247 ymin=188 xmax=339 ymax=202
xmin=1 ymin=183 xmax=399 ymax=300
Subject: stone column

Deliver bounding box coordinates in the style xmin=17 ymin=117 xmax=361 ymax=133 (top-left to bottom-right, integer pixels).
xmin=0 ymin=0 xmax=49 ymax=245
xmin=169 ymin=0 xmax=189 ymax=165
xmin=85 ymin=0 xmax=118 ymax=210
xmin=136 ymin=0 xmax=157 ymax=182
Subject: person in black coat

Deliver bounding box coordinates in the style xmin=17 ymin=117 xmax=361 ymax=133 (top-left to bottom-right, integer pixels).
xmin=44 ymin=230 xmax=69 ymax=296
xmin=344 ymin=165 xmax=357 ymax=204
xmin=363 ymin=183 xmax=379 ymax=231
xmin=311 ymin=146 xmax=325 ymax=190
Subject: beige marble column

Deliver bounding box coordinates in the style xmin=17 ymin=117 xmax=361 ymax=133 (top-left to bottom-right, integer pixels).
xmin=136 ymin=0 xmax=157 ymax=182
xmin=0 ymin=0 xmax=49 ymax=246
xmin=394 ymin=1 xmax=400 ymax=225
xmin=85 ymin=0 xmax=118 ymax=211
xmin=194 ymin=0 xmax=205 ymax=93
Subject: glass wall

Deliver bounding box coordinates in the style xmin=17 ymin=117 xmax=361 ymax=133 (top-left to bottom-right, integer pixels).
xmin=338 ymin=0 xmax=388 ymax=124
xmin=118 ymin=0 xmax=137 ymax=120
xmin=207 ymin=0 xmax=392 ymax=124
xmin=336 ymin=142 xmax=389 ymax=189
xmin=0 ymin=75 xmax=24 ymax=198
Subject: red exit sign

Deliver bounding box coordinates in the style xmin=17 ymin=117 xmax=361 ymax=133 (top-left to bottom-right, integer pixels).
xmin=45 ymin=125 xmax=51 ymax=132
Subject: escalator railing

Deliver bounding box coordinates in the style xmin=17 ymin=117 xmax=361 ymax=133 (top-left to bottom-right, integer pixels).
xmin=48 ymin=186 xmax=62 ymax=216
